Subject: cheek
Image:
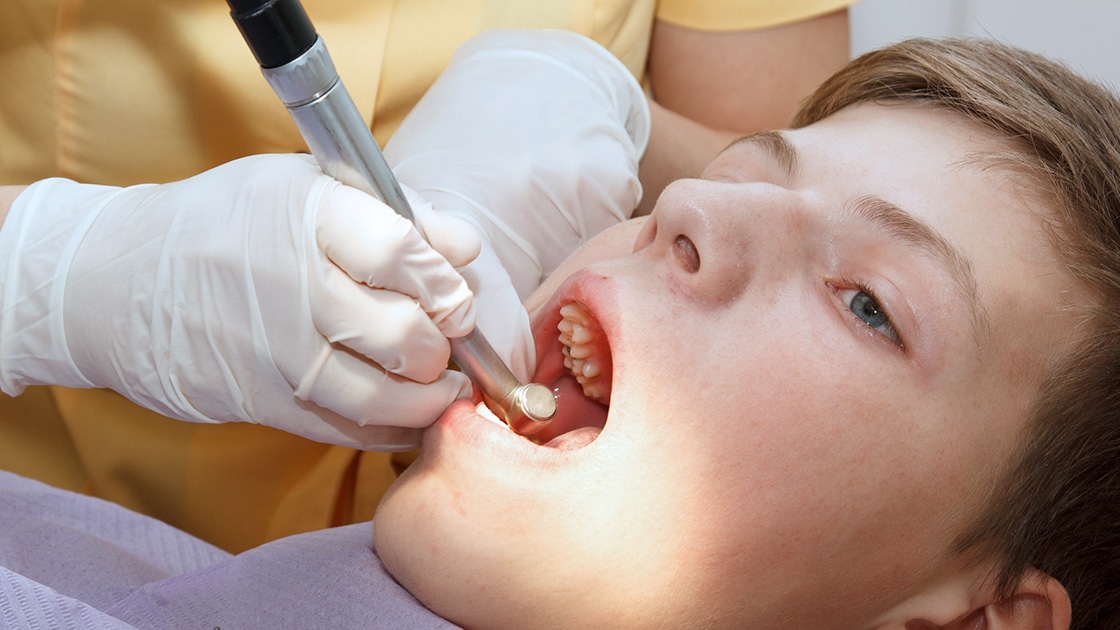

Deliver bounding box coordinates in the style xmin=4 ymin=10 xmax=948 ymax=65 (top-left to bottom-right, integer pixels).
xmin=644 ymin=336 xmax=947 ymax=534
xmin=611 ymin=283 xmax=977 ymax=545
xmin=590 ymin=326 xmax=991 ymax=618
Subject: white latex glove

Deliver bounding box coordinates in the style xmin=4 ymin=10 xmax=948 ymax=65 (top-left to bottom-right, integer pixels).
xmin=0 ymin=154 xmax=483 ymax=450
xmin=384 ymin=29 xmax=651 ymax=381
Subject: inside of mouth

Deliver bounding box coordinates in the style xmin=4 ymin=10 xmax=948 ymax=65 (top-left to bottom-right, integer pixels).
xmin=528 ymin=301 xmax=612 ymax=448
xmin=558 ymin=303 xmax=611 ymax=403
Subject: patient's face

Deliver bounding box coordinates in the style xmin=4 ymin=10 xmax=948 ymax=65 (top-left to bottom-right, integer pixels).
xmin=374 ymin=104 xmax=1082 ymax=628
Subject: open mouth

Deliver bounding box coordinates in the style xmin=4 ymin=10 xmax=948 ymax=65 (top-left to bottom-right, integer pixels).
xmin=525 ymin=286 xmax=615 ymax=450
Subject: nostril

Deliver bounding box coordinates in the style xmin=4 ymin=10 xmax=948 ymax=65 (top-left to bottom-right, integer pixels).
xmin=673 ymin=234 xmax=700 ymax=273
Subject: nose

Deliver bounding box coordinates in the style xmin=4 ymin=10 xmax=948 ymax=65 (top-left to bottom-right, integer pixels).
xmin=636 ymin=178 xmax=812 ymax=304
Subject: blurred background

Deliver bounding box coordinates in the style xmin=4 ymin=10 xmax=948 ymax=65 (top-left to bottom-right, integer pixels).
xmin=850 ymin=0 xmax=1120 ymax=91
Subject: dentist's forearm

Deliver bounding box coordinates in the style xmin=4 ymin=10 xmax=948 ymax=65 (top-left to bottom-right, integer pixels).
xmin=0 ymin=186 xmax=27 ymax=225
xmin=637 ymin=99 xmax=738 ymax=217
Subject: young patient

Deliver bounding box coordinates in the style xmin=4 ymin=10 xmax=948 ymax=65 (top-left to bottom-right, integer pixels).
xmin=373 ymin=38 xmax=1120 ymax=629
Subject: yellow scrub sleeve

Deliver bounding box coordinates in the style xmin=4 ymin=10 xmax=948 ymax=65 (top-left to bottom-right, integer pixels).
xmin=1 ymin=0 xmax=846 ymax=553
xmin=657 ymin=0 xmax=856 ymax=31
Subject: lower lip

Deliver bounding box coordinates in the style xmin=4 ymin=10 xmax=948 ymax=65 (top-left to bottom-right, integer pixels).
xmin=430 ymin=395 xmax=604 ymax=465
xmin=429 ymin=399 xmax=554 ymax=460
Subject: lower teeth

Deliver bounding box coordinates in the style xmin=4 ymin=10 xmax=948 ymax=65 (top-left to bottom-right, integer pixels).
xmin=476 ymin=401 xmax=507 ymax=427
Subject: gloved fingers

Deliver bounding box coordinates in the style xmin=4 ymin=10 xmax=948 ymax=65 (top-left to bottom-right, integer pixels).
xmin=296 ymin=344 xmax=472 ymax=429
xmin=312 ymin=262 xmax=455 ymax=383
xmin=316 ymin=183 xmax=476 ymax=337
xmin=401 ymin=184 xmax=482 ymax=269
xmin=287 ymin=406 xmax=427 ymax=451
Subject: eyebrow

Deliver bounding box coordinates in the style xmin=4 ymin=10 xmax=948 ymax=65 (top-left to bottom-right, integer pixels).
xmin=727 ymin=130 xmax=800 ymax=178
xmin=847 ymin=196 xmax=990 ymax=344
xmin=731 ymin=130 xmax=991 ymax=346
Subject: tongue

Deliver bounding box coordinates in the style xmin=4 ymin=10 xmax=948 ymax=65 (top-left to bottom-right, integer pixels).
xmin=530 ymin=374 xmax=608 ymax=446
xmin=543 ymin=426 xmax=602 ymax=450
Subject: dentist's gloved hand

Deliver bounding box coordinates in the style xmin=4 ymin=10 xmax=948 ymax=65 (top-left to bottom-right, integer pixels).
xmin=385 ymin=29 xmax=651 ymax=381
xmin=0 ymin=154 xmax=481 ymax=450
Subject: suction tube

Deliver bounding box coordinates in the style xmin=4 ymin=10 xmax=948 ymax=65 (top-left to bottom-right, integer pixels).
xmin=227 ymin=0 xmax=557 ymax=444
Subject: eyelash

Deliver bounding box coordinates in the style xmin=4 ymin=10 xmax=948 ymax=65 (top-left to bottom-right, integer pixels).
xmin=834 ymin=279 xmax=905 ymax=350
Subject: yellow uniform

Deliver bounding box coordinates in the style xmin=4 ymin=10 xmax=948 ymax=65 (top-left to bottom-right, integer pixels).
xmin=0 ymin=0 xmax=852 ymax=552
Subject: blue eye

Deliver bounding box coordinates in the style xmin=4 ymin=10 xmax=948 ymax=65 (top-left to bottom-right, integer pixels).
xmin=838 ymin=287 xmax=902 ymax=347
xmin=850 ymin=291 xmax=887 ymax=327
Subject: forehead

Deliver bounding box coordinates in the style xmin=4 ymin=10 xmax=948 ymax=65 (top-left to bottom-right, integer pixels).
xmin=779 ymin=104 xmax=1060 ymax=281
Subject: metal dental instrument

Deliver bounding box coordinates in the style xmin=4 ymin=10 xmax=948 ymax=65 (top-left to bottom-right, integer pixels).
xmin=227 ymin=0 xmax=557 ymax=444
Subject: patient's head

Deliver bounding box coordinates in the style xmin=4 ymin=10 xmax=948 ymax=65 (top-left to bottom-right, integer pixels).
xmin=375 ymin=38 xmax=1120 ymax=629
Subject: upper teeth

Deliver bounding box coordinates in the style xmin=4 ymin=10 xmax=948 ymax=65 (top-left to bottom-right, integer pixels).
xmin=558 ymin=303 xmax=607 ymax=402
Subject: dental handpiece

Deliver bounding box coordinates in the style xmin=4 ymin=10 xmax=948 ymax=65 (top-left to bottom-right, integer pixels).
xmin=227 ymin=0 xmax=557 ymax=444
